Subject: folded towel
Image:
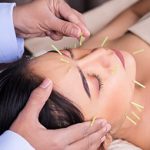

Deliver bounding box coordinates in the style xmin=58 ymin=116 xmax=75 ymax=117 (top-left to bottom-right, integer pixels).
xmin=108 ymin=139 xmax=142 ymax=150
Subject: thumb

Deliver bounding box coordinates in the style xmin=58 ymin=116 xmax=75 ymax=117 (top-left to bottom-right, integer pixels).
xmin=22 ymin=78 xmax=53 ymax=121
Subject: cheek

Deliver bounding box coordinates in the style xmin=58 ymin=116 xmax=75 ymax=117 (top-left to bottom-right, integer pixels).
xmin=96 ymin=74 xmax=134 ymax=128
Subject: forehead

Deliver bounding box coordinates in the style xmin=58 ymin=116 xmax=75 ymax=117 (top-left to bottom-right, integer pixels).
xmin=28 ymin=52 xmax=79 ymax=86
xmin=29 ymin=52 xmax=71 ymax=72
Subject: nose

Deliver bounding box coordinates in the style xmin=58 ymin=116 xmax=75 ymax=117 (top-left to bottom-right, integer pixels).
xmin=77 ymin=48 xmax=113 ymax=69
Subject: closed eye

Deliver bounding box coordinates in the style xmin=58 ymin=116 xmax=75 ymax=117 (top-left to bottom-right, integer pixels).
xmin=87 ymin=73 xmax=103 ymax=95
xmin=91 ymin=74 xmax=103 ymax=91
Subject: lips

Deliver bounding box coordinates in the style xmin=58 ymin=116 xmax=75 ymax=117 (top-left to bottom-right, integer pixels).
xmin=113 ymin=50 xmax=125 ymax=68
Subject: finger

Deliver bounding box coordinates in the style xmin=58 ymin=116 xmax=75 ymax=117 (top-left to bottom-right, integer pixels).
xmin=71 ymin=9 xmax=90 ymax=39
xmin=17 ymin=32 xmax=46 ymax=39
xmin=59 ymin=2 xmax=90 ymax=37
xmin=54 ymin=31 xmax=64 ymax=37
xmin=50 ymin=17 xmax=81 ymax=38
xmin=59 ymin=119 xmax=108 ymax=145
xmin=46 ymin=31 xmax=63 ymax=41
xmin=72 ymin=9 xmax=86 ymax=26
xmin=66 ymin=125 xmax=110 ymax=150
xmin=21 ymin=78 xmax=53 ymax=120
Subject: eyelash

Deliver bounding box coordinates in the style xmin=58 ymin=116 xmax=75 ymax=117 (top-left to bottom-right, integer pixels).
xmin=90 ymin=74 xmax=103 ymax=90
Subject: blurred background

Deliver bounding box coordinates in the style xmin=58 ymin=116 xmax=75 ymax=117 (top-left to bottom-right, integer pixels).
xmin=0 ymin=0 xmax=109 ymax=12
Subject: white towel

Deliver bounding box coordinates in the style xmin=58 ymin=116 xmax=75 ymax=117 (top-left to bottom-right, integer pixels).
xmin=108 ymin=139 xmax=142 ymax=150
xmin=129 ymin=12 xmax=150 ymax=45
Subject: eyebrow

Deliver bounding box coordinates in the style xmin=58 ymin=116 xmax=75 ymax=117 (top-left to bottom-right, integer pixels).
xmin=48 ymin=50 xmax=91 ymax=98
xmin=77 ymin=67 xmax=91 ymax=99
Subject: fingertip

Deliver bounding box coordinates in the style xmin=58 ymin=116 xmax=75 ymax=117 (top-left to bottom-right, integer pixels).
xmin=82 ymin=28 xmax=90 ymax=38
xmin=106 ymin=124 xmax=111 ymax=132
xmin=94 ymin=119 xmax=107 ymax=127
xmin=40 ymin=78 xmax=53 ymax=89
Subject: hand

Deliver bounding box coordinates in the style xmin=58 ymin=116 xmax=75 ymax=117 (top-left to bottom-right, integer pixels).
xmin=10 ymin=78 xmax=111 ymax=150
xmin=13 ymin=0 xmax=90 ymax=40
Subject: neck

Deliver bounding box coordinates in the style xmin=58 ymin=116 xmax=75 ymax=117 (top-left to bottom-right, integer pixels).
xmin=111 ymin=84 xmax=148 ymax=148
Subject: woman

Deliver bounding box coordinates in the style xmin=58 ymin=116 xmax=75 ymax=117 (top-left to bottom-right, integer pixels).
xmin=0 ymin=0 xmax=150 ymax=149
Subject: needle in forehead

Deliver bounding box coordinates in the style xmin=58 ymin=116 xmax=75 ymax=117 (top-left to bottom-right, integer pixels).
xmin=51 ymin=44 xmax=63 ymax=55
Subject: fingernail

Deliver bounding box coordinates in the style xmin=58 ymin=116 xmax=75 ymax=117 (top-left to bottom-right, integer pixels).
xmin=40 ymin=78 xmax=52 ymax=89
xmin=106 ymin=124 xmax=111 ymax=132
xmin=71 ymin=27 xmax=81 ymax=37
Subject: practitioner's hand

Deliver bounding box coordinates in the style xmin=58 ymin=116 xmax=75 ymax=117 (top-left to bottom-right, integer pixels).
xmin=13 ymin=0 xmax=90 ymax=40
xmin=10 ymin=78 xmax=111 ymax=150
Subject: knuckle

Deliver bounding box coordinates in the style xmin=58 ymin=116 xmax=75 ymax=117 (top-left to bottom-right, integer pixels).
xmin=31 ymin=88 xmax=46 ymax=98
xmin=51 ymin=138 xmax=64 ymax=150
xmin=87 ymin=132 xmax=100 ymax=150
xmin=52 ymin=35 xmax=63 ymax=41
xmin=50 ymin=132 xmax=66 ymax=150
xmin=87 ymin=136 xmax=92 ymax=150
xmin=69 ymin=13 xmax=78 ymax=21
xmin=61 ymin=23 xmax=72 ymax=35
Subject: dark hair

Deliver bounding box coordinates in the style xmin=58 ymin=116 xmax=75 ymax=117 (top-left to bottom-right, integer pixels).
xmin=0 ymin=57 xmax=84 ymax=135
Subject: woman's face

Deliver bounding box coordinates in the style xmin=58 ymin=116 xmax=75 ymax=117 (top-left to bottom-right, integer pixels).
xmin=29 ymin=47 xmax=136 ymax=132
